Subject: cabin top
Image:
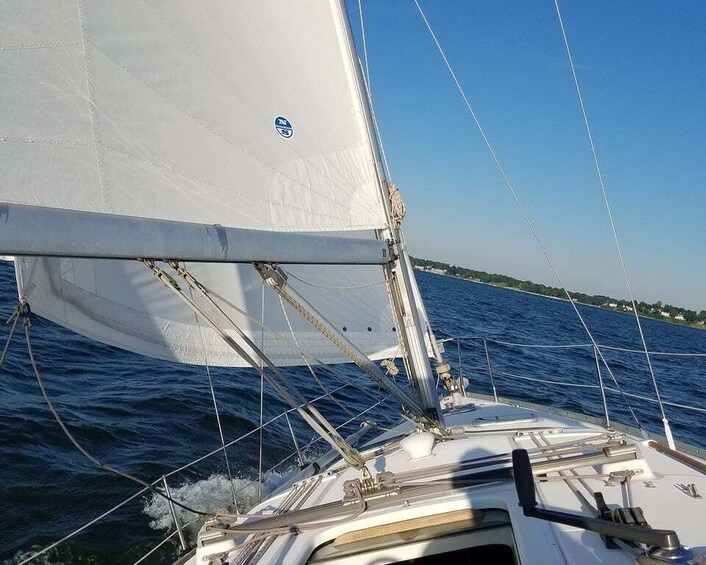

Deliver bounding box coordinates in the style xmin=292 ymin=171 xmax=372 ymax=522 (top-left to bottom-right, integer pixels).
xmin=190 ymin=396 xmax=706 ymax=565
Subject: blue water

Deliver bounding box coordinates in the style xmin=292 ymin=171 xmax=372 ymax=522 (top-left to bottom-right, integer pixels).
xmin=1 ymin=265 xmax=704 ymax=564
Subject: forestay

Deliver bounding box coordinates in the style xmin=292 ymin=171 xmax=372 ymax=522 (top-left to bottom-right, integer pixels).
xmin=0 ymin=1 xmax=406 ymax=366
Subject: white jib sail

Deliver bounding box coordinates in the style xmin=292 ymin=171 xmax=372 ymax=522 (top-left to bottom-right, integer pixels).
xmin=0 ymin=0 xmax=403 ymax=366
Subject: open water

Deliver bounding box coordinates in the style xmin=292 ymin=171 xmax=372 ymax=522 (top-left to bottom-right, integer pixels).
xmin=1 ymin=264 xmax=704 ymax=564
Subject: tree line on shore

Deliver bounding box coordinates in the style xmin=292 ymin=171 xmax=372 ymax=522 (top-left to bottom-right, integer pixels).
xmin=411 ymin=257 xmax=706 ymax=327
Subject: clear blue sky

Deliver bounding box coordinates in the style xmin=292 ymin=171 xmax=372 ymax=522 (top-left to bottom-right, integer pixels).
xmin=346 ymin=1 xmax=706 ymax=311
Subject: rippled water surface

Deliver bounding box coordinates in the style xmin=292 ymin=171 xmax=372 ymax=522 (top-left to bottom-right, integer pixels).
xmin=1 ymin=264 xmax=704 ymax=563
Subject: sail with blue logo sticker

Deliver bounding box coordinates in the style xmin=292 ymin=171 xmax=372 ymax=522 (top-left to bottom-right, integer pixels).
xmin=0 ymin=0 xmax=428 ymax=367
xmin=274 ymin=117 xmax=294 ymax=139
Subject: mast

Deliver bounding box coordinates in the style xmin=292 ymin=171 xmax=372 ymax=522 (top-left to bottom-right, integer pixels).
xmin=336 ymin=0 xmax=443 ymax=423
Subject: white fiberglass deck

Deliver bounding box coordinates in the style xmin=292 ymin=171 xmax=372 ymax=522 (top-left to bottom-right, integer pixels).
xmin=186 ymin=396 xmax=706 ymax=565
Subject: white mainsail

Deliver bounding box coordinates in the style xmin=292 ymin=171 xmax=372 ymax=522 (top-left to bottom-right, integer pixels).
xmin=0 ymin=0 xmax=407 ymax=366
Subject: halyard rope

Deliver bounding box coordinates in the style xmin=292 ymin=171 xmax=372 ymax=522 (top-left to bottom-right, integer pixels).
xmin=387 ymin=181 xmax=406 ymax=228
xmin=357 ymin=0 xmax=393 ymax=182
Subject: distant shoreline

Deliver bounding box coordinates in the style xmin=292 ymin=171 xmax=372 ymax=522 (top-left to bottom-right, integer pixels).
xmin=412 ymin=260 xmax=706 ymax=331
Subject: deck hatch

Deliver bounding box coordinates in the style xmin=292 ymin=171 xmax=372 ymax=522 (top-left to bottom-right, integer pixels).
xmin=307 ymin=508 xmax=517 ymax=564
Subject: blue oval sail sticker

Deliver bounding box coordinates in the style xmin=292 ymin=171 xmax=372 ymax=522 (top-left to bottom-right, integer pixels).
xmin=274 ymin=116 xmax=293 ymax=138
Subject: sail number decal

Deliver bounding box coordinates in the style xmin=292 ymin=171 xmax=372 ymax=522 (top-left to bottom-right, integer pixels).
xmin=274 ymin=116 xmax=293 ymax=138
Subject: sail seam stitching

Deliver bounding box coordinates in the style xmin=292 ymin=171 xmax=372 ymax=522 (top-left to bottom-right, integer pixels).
xmin=92 ymin=141 xmax=363 ymax=224
xmin=82 ymin=38 xmax=382 ymax=222
xmin=0 ymin=41 xmax=81 ymax=50
xmin=77 ymin=0 xmax=111 ymax=212
xmin=0 ymin=134 xmax=380 ymax=227
xmin=0 ymin=137 xmax=91 ymax=146
xmin=139 ymin=0 xmax=367 ymax=214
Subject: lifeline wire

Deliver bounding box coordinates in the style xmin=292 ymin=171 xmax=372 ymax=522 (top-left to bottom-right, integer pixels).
xmin=199 ymin=281 xmax=384 ymax=406
xmin=411 ymin=0 xmax=643 ymax=431
xmin=553 ymin=0 xmax=673 ymax=448
xmin=258 ymin=281 xmax=265 ymax=503
xmin=187 ymin=281 xmax=239 ymax=509
xmin=17 ymin=372 xmax=382 ymax=565
xmin=147 ymin=261 xmax=367 ymax=469
xmin=278 ymin=294 xmax=356 ymax=418
xmin=21 ymin=306 xmax=211 ymax=518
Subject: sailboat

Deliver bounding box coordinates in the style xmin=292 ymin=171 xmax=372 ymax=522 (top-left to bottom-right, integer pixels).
xmin=1 ymin=1 xmax=704 ymax=564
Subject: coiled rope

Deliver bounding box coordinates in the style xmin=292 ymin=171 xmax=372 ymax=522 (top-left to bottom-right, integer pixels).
xmin=387 ymin=181 xmax=406 ymax=228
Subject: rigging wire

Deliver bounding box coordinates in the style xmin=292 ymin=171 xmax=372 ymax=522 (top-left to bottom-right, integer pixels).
xmin=552 ymin=0 xmax=674 ymax=449
xmin=357 ymin=0 xmax=393 ymax=181
xmin=174 ymin=263 xmax=370 ymax=413
xmin=410 ymin=0 xmax=644 ymax=432
xmin=0 ymin=303 xmax=21 ymax=373
xmin=146 ymin=261 xmax=367 ymax=469
xmin=17 ymin=484 xmax=155 ymax=565
xmin=443 ymin=335 xmax=706 ymax=356
xmin=357 ymin=0 xmax=372 ymax=101
xmin=357 ymin=1 xmax=445 ymax=382
xmin=278 ymin=294 xmax=357 ymax=418
xmin=16 ymin=362 xmax=381 ymax=565
xmin=254 ymin=263 xmax=430 ymax=424
xmin=202 ymin=283 xmax=385 ymax=405
xmin=258 ymin=280 xmax=265 ymax=503
xmin=20 ymin=303 xmax=211 ymax=519
xmin=187 ymin=281 xmax=240 ymax=509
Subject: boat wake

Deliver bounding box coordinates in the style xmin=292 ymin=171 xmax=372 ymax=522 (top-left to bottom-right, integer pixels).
xmin=3 ymin=548 xmax=99 ymax=565
xmin=142 ymin=471 xmax=294 ymax=532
